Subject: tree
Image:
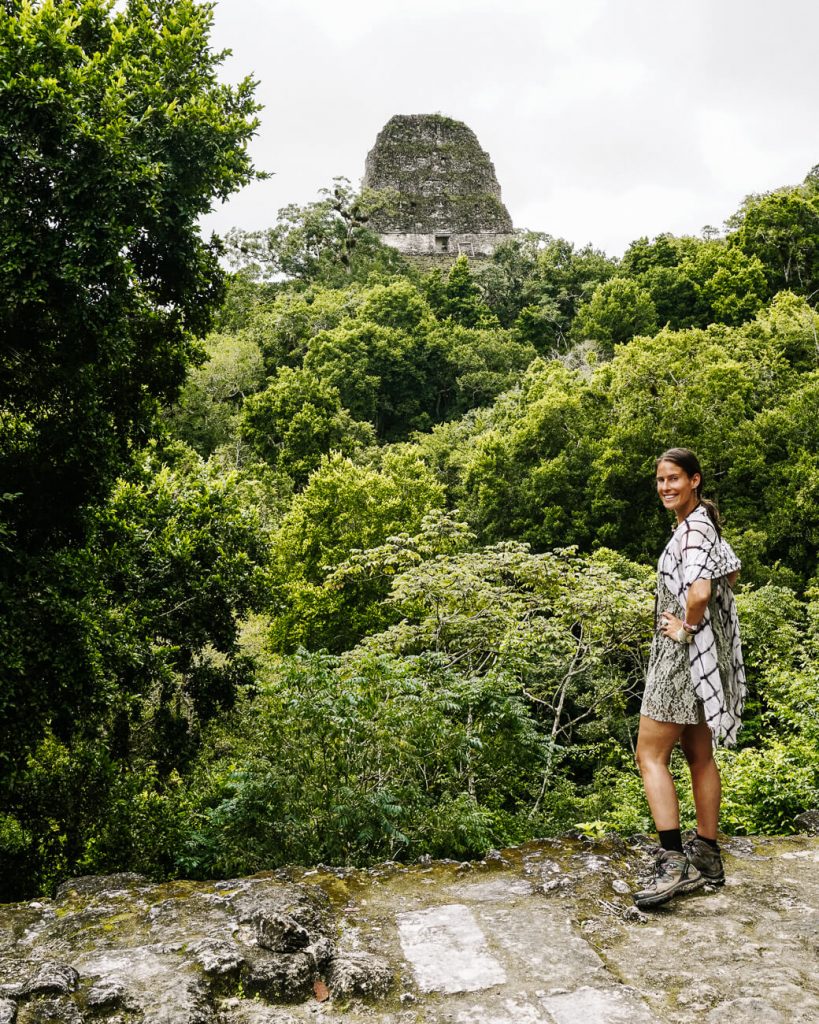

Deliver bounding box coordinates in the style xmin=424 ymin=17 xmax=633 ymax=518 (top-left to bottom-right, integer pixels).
xmin=0 ymin=0 xmax=262 ymax=549
xmin=619 ymin=234 xmax=770 ymax=332
xmin=620 ymin=234 xmax=702 ymax=330
xmin=303 ymin=281 xmax=451 ymax=439
xmin=243 ymin=286 xmax=364 ymax=374
xmin=587 ymin=305 xmax=804 ymax=562
xmin=475 ymin=233 xmax=543 ymax=327
xmin=571 ymin=278 xmax=658 ymax=352
xmin=430 ymin=255 xmax=497 ymax=328
xmin=224 ymin=179 xmax=410 ymax=286
xmin=166 ymin=332 xmax=267 ymax=456
xmin=240 ymin=366 xmax=375 ymax=485
xmin=1 ymin=443 xmax=272 ymax=898
xmin=462 ymin=359 xmax=604 ymax=548
xmin=730 ymin=187 xmax=819 ymax=297
xmin=686 ymin=243 xmax=768 ymax=327
xmin=0 ymin=0 xmax=261 ymax=795
xmin=267 ymin=449 xmax=445 ymax=651
xmin=620 ymin=233 xmax=701 ymax=277
xmin=514 ymin=238 xmax=616 ymax=349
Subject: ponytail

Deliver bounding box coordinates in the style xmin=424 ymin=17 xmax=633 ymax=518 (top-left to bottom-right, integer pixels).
xmin=699 ymin=497 xmax=722 ymax=538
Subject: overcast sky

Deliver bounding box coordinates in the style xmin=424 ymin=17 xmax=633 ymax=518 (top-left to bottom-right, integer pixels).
xmin=200 ymin=0 xmax=819 ymax=257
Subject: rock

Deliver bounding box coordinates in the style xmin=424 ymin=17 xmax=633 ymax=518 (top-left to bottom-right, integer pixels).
xmin=326 ymin=953 xmax=393 ymax=999
xmin=254 ymin=913 xmax=310 ymax=953
xmin=707 ymin=997 xmax=784 ymax=1023
xmin=303 ymin=937 xmax=334 ymax=971
xmin=794 ymin=809 xmax=819 ymax=834
xmin=241 ymin=951 xmax=314 ymax=1002
xmin=483 ymin=849 xmax=510 ymax=869
xmin=542 ymin=986 xmax=658 ymax=1024
xmin=397 ymin=904 xmax=505 ymax=995
xmin=84 ymin=978 xmax=127 ymax=1009
xmin=621 ymin=905 xmax=649 ymax=924
xmin=16 ymin=997 xmax=83 ymax=1024
xmin=189 ymin=939 xmax=244 ymax=978
xmin=539 ymin=876 xmax=572 ymax=894
xmin=55 ymin=874 xmax=147 ymax=900
xmin=612 ymin=879 xmax=631 ymax=895
xmin=21 ymin=964 xmax=79 ymax=997
xmin=2 ymin=833 xmax=819 ymax=1022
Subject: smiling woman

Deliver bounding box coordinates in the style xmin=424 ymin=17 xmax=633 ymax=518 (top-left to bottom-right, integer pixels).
xmin=632 ymin=447 xmax=746 ymax=910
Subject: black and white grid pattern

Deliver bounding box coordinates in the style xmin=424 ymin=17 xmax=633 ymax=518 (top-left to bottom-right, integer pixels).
xmin=658 ymin=505 xmax=746 ymax=747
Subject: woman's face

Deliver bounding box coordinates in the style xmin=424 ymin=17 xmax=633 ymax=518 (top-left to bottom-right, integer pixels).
xmin=655 ymin=459 xmax=701 ymax=516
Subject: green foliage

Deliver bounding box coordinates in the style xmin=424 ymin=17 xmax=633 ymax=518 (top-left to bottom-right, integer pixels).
xmin=424 ymin=256 xmax=498 ymax=328
xmin=718 ymin=740 xmax=819 ymax=834
xmin=478 ymin=234 xmax=616 ymax=346
xmin=0 ymin=0 xmax=262 ymax=546
xmin=620 ymin=234 xmax=769 ymax=331
xmin=165 ymin=332 xmax=267 ymax=456
xmin=588 ymin=302 xmax=808 ymax=564
xmin=0 ymin=0 xmax=263 ymax=874
xmin=620 ymin=233 xmax=702 ymax=277
xmin=225 ymin=178 xmax=411 ymax=286
xmin=246 ymin=286 xmax=364 ymax=373
xmin=1 ymin=731 xmax=193 ymax=901
xmin=571 ymin=277 xmax=659 ymax=352
xmin=267 ymin=448 xmax=445 ymax=651
xmin=5 ymin=73 xmax=819 ymax=899
xmin=302 ymin=278 xmax=533 ymax=440
xmin=443 ymin=325 xmax=536 ymax=416
xmin=460 ymin=359 xmax=604 ymax=548
xmin=730 ymin=185 xmax=819 ymax=297
xmin=179 ymin=650 xmax=548 ymax=874
xmin=1 ymin=443 xmax=272 ymax=899
xmin=240 ymin=366 xmax=375 ymax=485
xmin=684 ymin=242 xmax=768 ymax=327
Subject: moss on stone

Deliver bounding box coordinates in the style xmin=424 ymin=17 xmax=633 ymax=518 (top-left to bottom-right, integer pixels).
xmin=363 ymin=114 xmax=514 ymax=237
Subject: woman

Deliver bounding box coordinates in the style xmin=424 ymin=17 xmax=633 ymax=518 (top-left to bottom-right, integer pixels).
xmin=633 ymin=448 xmax=746 ymax=909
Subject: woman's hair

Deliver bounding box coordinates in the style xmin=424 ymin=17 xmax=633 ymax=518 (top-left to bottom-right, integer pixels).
xmin=656 ymin=447 xmax=722 ymax=536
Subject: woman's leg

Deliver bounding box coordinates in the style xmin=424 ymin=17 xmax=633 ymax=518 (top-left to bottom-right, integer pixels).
xmin=680 ymin=720 xmax=721 ymax=839
xmin=635 ymin=716 xmax=686 ymax=830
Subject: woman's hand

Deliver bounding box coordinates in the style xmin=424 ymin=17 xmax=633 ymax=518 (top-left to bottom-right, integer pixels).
xmin=658 ymin=612 xmax=684 ymax=638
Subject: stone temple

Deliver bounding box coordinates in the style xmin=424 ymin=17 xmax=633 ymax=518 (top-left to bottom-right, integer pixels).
xmin=363 ymin=114 xmax=514 ymax=261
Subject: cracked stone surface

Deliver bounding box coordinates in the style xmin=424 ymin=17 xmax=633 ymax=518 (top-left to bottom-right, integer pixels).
xmin=0 ymin=834 xmax=817 ymax=1023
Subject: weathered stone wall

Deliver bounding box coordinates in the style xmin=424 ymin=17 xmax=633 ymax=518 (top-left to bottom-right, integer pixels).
xmin=378 ymin=231 xmax=513 ymax=258
xmin=363 ymin=113 xmax=514 ymax=258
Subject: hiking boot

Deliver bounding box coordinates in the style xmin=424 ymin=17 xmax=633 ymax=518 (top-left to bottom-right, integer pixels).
xmin=633 ymin=849 xmax=705 ymax=909
xmin=684 ymin=836 xmax=725 ymax=887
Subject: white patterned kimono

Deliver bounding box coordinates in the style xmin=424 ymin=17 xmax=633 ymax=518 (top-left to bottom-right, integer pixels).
xmin=657 ymin=505 xmax=746 ymax=746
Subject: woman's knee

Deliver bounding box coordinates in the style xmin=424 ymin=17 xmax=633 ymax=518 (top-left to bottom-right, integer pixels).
xmin=635 ymin=742 xmax=670 ymax=775
xmin=680 ymin=722 xmax=715 ymax=770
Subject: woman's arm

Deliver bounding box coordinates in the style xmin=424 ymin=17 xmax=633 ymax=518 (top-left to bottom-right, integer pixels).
xmin=685 ymin=578 xmax=711 ymax=626
xmin=659 ymin=578 xmax=711 ymax=640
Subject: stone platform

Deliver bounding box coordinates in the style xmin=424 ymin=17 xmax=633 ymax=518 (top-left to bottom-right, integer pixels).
xmin=1 ymin=833 xmax=817 ymax=1023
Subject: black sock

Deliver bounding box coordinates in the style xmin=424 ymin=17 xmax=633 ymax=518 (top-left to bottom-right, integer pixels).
xmin=696 ymin=832 xmax=719 ymax=849
xmin=658 ymin=828 xmax=683 ymax=853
